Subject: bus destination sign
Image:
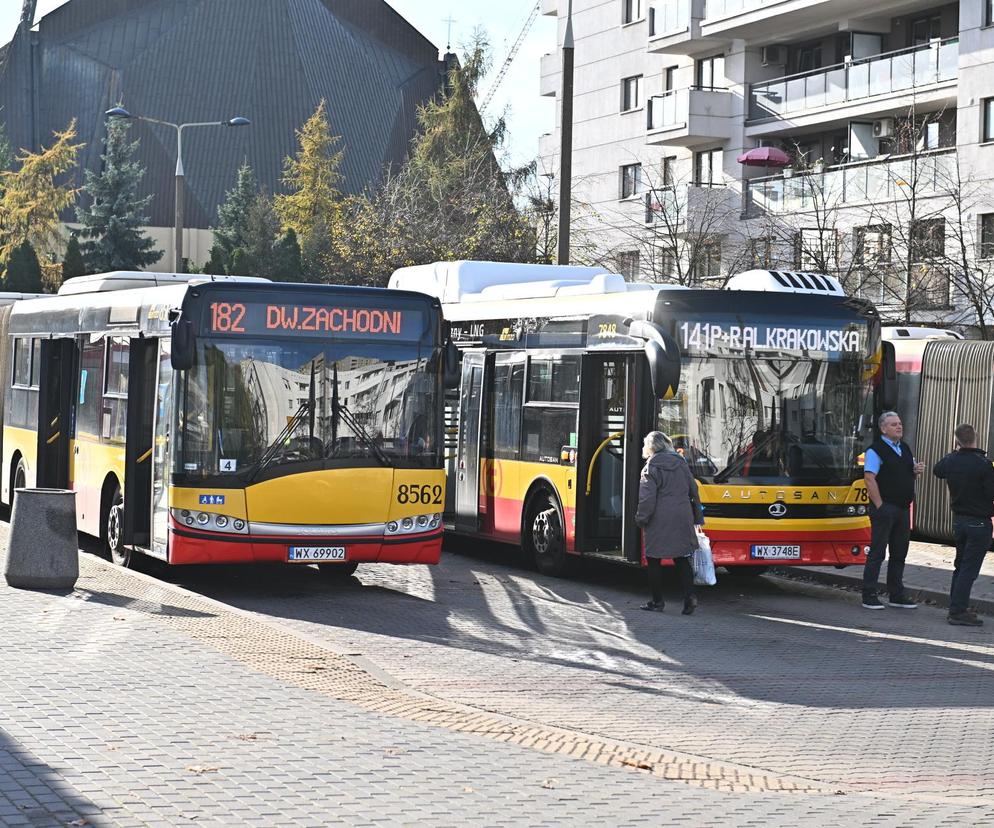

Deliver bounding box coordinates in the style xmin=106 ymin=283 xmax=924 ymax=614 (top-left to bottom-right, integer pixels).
xmin=678 ymin=320 xmax=864 ymax=356
xmin=205 ymin=300 xmax=426 ymax=342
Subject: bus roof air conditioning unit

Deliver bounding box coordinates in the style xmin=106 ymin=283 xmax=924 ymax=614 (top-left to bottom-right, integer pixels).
xmin=725 ymin=269 xmax=846 ymax=295
xmin=872 ymin=118 xmax=894 ymax=139
xmin=761 ymin=45 xmax=787 ymax=67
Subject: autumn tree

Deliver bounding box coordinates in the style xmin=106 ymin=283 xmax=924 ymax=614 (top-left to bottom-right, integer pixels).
xmin=274 ymin=100 xmax=345 ymax=278
xmin=336 ymin=35 xmax=535 ymax=284
xmin=75 ymin=117 xmax=162 ymax=274
xmin=0 ymin=120 xmax=82 ymax=270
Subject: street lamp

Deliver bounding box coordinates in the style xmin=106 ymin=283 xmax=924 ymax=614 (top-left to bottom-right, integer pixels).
xmin=105 ymin=107 xmax=251 ymax=272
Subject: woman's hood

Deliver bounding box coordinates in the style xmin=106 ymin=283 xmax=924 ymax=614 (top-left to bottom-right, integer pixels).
xmin=649 ymin=450 xmax=686 ymax=471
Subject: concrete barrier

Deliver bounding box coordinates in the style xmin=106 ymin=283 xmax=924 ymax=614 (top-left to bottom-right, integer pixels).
xmin=4 ymin=488 xmax=79 ymax=590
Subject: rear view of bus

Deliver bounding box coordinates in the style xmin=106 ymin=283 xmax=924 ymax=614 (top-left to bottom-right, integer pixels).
xmin=1 ymin=274 xmax=447 ymax=573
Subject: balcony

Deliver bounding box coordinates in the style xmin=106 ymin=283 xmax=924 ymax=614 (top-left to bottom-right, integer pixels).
xmin=540 ymin=0 xmax=558 ymax=15
xmin=748 ymin=39 xmax=958 ymax=132
xmin=647 ymin=0 xmax=723 ymax=55
xmin=700 ymin=0 xmax=924 ymax=43
xmin=646 ymin=88 xmax=732 ymax=147
xmin=744 ymin=148 xmax=956 ymax=215
xmin=540 ymin=52 xmax=558 ymax=98
xmin=644 ymin=184 xmax=736 ymax=226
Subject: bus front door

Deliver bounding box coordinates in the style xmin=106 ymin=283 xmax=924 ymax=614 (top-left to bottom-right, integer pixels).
xmin=36 ymin=338 xmax=77 ymax=489
xmin=454 ymin=351 xmax=485 ymax=534
xmin=577 ymin=353 xmax=651 ymax=562
xmin=123 ymin=337 xmax=158 ymax=550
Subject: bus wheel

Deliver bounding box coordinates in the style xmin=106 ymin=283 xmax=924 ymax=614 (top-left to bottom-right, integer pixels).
xmin=527 ymin=495 xmax=568 ymax=577
xmin=317 ymin=562 xmax=359 ymax=578
xmin=105 ymin=486 xmax=130 ymax=567
xmin=725 ymin=565 xmax=769 ymax=578
xmin=12 ymin=459 xmax=26 ymax=494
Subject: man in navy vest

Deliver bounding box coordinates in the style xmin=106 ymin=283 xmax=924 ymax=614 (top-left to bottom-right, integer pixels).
xmin=862 ymin=411 xmax=924 ymax=610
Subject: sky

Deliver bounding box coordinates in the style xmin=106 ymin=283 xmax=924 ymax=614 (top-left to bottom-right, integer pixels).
xmin=0 ymin=0 xmax=555 ymax=167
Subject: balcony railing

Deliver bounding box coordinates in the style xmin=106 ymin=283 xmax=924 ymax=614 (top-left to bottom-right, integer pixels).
xmin=745 ymin=148 xmax=956 ymax=215
xmin=749 ymin=39 xmax=958 ymax=122
xmin=644 ymin=183 xmax=728 ymax=224
xmin=647 ymin=87 xmax=728 ymax=131
xmin=704 ymin=0 xmax=770 ymax=20
xmin=648 ymin=0 xmax=690 ymax=37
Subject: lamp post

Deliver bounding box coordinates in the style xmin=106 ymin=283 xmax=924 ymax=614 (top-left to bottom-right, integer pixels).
xmin=105 ymin=107 xmax=250 ymax=272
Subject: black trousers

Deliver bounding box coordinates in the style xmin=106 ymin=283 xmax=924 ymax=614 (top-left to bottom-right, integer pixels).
xmin=862 ymin=502 xmax=911 ymax=597
xmin=648 ymin=556 xmax=694 ymax=603
xmin=950 ymin=516 xmax=992 ymax=615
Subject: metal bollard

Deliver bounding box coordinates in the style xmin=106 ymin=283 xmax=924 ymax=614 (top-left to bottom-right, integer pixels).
xmin=4 ymin=488 xmax=79 ymax=590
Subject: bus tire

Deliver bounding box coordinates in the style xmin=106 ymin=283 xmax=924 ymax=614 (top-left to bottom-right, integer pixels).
xmin=317 ymin=562 xmax=359 ymax=578
xmin=725 ymin=565 xmax=769 ymax=578
xmin=525 ymin=492 xmax=568 ymax=577
xmin=12 ymin=457 xmax=26 ymax=498
xmin=104 ymin=484 xmax=130 ymax=568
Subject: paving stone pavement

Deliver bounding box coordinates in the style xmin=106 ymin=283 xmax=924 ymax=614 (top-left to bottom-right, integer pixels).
xmin=2 ymin=525 xmax=994 ymax=825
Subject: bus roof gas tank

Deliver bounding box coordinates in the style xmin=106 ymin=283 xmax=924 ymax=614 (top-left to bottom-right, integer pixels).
xmin=725 ymin=269 xmax=845 ymax=296
xmin=58 ymin=271 xmax=270 ymax=296
xmin=389 ymin=260 xmax=637 ymax=303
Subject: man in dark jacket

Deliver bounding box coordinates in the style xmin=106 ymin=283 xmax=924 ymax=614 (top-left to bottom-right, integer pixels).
xmin=933 ymin=423 xmax=994 ymax=626
xmin=862 ymin=411 xmax=924 ymax=610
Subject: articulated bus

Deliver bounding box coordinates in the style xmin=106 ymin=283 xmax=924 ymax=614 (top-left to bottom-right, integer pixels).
xmin=390 ymin=262 xmax=884 ymax=576
xmin=0 ymin=272 xmax=449 ymax=573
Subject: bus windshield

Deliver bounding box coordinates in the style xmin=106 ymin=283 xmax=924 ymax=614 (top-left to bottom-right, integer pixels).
xmin=176 ymin=337 xmax=440 ymax=481
xmin=658 ymin=355 xmax=868 ymax=485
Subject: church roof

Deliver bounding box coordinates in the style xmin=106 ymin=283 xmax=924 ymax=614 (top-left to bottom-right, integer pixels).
xmin=0 ymin=0 xmax=445 ymax=229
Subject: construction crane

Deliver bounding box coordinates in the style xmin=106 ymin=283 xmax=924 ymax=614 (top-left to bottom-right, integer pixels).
xmin=479 ymin=1 xmax=540 ymax=113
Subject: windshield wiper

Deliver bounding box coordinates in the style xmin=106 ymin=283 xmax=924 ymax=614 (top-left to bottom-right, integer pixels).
xmin=244 ymin=400 xmax=312 ymax=483
xmin=331 ymin=362 xmax=390 ymax=467
xmin=714 ymin=430 xmax=781 ymax=483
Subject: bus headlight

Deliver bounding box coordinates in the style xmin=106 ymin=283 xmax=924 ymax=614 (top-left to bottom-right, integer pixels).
xmin=233 ymin=519 xmax=245 ymax=531
xmin=847 ymin=506 xmax=857 ymax=516
xmin=387 ymin=521 xmax=398 ymax=533
xmin=215 ymin=514 xmax=229 ymax=528
xmin=402 ymin=517 xmax=414 ymax=530
xmin=196 ymin=512 xmax=210 ymax=525
xmin=857 ymin=505 xmax=867 ymax=515
xmin=416 ymin=514 xmax=429 ymax=527
xmin=185 ymin=516 xmax=194 ymax=526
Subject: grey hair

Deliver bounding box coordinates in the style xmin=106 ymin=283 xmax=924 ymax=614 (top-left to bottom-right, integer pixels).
xmin=643 ymin=431 xmax=673 ymax=459
xmin=878 ymin=410 xmax=901 ymax=429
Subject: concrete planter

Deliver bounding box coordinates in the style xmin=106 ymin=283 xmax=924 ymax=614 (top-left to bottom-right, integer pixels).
xmin=4 ymin=488 xmax=79 ymax=590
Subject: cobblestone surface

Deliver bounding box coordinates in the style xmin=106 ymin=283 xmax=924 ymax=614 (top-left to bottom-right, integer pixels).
xmin=2 ymin=523 xmax=993 ymax=825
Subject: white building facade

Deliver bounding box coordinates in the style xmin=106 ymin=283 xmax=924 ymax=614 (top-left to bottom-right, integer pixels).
xmin=538 ymin=0 xmax=994 ymax=325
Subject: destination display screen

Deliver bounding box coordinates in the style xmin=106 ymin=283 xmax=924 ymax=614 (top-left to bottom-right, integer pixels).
xmin=676 ymin=316 xmax=868 ymax=358
xmin=202 ymin=299 xmax=427 ymax=342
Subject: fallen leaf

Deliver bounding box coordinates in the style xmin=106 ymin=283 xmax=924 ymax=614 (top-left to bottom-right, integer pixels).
xmin=67 ymin=820 xmax=89 ymax=827
xmin=384 ymin=747 xmax=406 ymax=756
xmin=462 ymin=786 xmax=474 ymax=793
xmin=185 ymin=765 xmax=219 ymax=774
xmin=621 ymin=758 xmax=654 ymax=771
xmin=541 ymin=778 xmax=558 ymax=789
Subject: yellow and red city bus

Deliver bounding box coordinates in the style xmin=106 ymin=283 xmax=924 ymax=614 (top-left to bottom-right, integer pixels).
xmin=391 ymin=262 xmax=882 ymax=576
xmin=1 ymin=272 xmax=450 ymax=574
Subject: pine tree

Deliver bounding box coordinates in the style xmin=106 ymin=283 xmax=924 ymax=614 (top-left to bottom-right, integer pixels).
xmin=203 ymin=242 xmax=228 ymax=275
xmin=75 ymin=117 xmax=162 ymax=273
xmin=5 ymin=240 xmax=44 ymax=293
xmin=62 ymin=234 xmax=87 ymax=280
xmin=0 ymin=120 xmax=83 ymax=267
xmin=274 ymin=100 xmax=345 ymax=273
xmin=271 ymin=228 xmax=304 ymax=282
xmin=214 ymin=162 xmax=258 ymax=265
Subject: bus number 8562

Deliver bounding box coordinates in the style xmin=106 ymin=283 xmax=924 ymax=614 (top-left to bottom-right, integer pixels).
xmin=397 ymin=484 xmax=443 ymax=505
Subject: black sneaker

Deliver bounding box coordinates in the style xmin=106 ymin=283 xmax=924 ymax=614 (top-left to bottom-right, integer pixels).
xmin=640 ymin=600 xmax=665 ymax=612
xmin=888 ymin=595 xmax=918 ymax=609
xmin=948 ymin=612 xmax=983 ymax=627
xmin=682 ymin=596 xmax=698 ymax=616
xmin=862 ymin=594 xmax=885 ymax=610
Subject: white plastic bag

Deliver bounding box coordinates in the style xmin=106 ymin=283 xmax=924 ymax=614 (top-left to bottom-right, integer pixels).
xmin=692 ymin=530 xmax=717 ymax=586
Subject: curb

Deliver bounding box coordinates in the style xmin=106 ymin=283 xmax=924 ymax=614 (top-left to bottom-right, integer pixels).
xmin=770 ymin=566 xmax=994 ymax=617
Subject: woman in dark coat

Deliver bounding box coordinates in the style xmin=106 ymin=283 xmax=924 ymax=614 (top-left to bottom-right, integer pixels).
xmin=635 ymin=431 xmax=704 ymax=614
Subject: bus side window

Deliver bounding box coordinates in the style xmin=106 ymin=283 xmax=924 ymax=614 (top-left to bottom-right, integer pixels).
xmin=77 ymin=342 xmax=103 ymax=438
xmin=494 ymin=361 xmax=523 ymax=460
xmin=102 ymin=337 xmax=129 ymax=442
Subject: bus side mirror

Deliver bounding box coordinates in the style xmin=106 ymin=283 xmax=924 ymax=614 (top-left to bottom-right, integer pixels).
xmin=644 ymin=339 xmax=681 ymax=400
xmin=443 ymin=340 xmax=460 ymax=389
xmin=877 ymin=341 xmax=897 ymax=412
xmin=171 ymin=319 xmax=195 ymax=371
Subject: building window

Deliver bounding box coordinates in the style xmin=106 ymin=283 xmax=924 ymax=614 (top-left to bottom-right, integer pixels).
xmin=695 ymin=54 xmax=724 ymax=90
xmin=656 ymin=246 xmax=677 ymax=279
xmin=855 ymin=225 xmax=892 ymax=265
xmin=693 ymin=148 xmax=722 ymax=186
xmin=981 ymin=214 xmax=994 ymax=259
xmin=661 ymin=156 xmax=676 ymax=188
xmin=796 ymin=228 xmax=839 ymax=271
xmin=622 ymin=0 xmax=643 ymax=23
xmin=615 ymin=251 xmax=640 ymax=279
xmin=663 ymin=66 xmax=676 ymax=92
xmin=620 ymin=163 xmax=643 ymax=198
xmin=909 ymin=14 xmax=941 ymax=47
xmin=987 ymin=0 xmax=994 ymax=27
xmin=621 ymin=75 xmax=643 ymax=111
xmin=984 ymin=98 xmax=994 ymax=143
xmin=690 ymin=239 xmax=721 ymax=282
xmin=748 ymin=237 xmax=774 ymax=268
xmin=910 ymin=218 xmax=944 ymax=261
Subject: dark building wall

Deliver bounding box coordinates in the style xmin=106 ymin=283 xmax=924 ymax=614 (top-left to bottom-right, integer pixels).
xmin=0 ymin=0 xmax=445 ymax=230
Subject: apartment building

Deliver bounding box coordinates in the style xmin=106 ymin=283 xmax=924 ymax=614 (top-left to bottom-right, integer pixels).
xmin=538 ymin=0 xmax=994 ymax=323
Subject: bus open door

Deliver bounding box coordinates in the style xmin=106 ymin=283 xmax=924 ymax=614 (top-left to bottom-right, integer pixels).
xmin=123 ymin=337 xmax=158 ymax=551
xmin=36 ymin=338 xmax=77 ymax=490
